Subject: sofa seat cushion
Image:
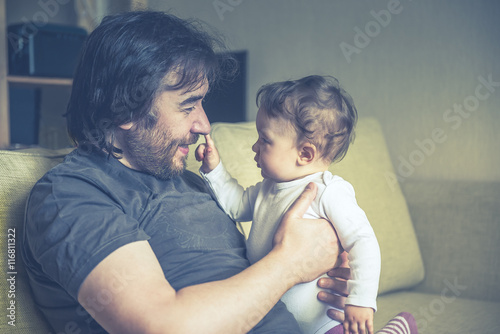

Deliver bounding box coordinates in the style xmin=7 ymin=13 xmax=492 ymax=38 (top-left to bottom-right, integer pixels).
xmin=375 ymin=291 xmax=500 ymax=333
xmin=186 ymin=118 xmax=425 ymax=295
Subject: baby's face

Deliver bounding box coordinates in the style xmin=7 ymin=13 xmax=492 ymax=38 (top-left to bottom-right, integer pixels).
xmin=251 ymin=109 xmax=301 ymax=182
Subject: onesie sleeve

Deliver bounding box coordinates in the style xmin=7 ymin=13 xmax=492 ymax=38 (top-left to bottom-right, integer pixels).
xmin=319 ymin=178 xmax=381 ymax=311
xmin=24 ymin=172 xmax=150 ymax=299
xmin=200 ymin=162 xmax=261 ymax=222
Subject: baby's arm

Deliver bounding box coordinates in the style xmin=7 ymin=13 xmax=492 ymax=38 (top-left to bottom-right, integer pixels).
xmin=196 ymin=134 xmax=259 ymax=222
xmin=320 ymin=179 xmax=381 ymax=334
xmin=195 ymin=134 xmax=220 ymax=173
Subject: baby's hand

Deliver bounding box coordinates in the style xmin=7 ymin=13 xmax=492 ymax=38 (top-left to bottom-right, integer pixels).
xmin=195 ymin=134 xmax=220 ymax=173
xmin=343 ymin=305 xmax=374 ymax=334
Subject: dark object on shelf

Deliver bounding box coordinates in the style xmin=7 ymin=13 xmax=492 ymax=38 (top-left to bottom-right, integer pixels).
xmin=9 ymin=87 xmax=41 ymax=146
xmin=7 ymin=23 xmax=87 ymax=78
xmin=203 ymin=50 xmax=247 ymax=123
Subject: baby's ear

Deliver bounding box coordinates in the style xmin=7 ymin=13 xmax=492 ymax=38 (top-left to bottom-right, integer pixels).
xmin=297 ymin=143 xmax=317 ymax=166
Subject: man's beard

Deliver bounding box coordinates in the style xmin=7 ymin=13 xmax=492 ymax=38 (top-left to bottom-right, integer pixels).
xmin=123 ymin=123 xmax=198 ymax=180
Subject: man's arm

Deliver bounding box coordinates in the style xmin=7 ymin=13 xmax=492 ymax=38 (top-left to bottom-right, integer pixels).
xmin=78 ymin=183 xmax=340 ymax=334
xmin=79 ymin=240 xmax=293 ymax=334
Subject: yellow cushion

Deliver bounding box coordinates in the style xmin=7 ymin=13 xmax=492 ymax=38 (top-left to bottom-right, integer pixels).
xmin=186 ymin=118 xmax=425 ymax=295
xmin=0 ymin=148 xmax=73 ymax=333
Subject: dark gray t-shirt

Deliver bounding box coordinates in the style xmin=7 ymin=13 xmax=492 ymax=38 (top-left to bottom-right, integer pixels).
xmin=22 ymin=149 xmax=301 ymax=333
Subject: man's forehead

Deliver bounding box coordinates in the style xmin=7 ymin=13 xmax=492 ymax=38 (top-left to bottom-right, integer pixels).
xmin=160 ymin=72 xmax=209 ymax=95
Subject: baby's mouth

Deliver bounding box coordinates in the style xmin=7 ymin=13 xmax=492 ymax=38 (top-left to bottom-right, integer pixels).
xmin=254 ymin=157 xmax=260 ymax=168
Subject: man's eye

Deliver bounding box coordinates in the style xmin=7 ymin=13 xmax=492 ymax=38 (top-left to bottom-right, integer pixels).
xmin=183 ymin=106 xmax=195 ymax=114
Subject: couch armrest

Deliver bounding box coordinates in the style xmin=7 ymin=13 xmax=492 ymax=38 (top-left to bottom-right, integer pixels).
xmin=401 ymin=180 xmax=500 ymax=302
xmin=0 ymin=148 xmax=73 ymax=332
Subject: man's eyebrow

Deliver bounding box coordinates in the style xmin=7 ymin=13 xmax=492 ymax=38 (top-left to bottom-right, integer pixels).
xmin=179 ymin=95 xmax=204 ymax=106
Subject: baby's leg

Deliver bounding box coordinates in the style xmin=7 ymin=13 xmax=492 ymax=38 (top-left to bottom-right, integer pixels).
xmin=324 ymin=324 xmax=343 ymax=334
xmin=376 ymin=312 xmax=418 ymax=334
xmin=324 ymin=312 xmax=418 ymax=334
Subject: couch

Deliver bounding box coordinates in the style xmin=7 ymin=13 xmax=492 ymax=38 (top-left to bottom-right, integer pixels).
xmin=1 ymin=118 xmax=499 ymax=333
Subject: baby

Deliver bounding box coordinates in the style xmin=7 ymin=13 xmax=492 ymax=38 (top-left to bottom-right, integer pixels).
xmin=196 ymin=75 xmax=381 ymax=334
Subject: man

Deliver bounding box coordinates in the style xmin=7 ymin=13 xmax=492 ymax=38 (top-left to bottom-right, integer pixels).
xmin=22 ymin=11 xmax=346 ymax=333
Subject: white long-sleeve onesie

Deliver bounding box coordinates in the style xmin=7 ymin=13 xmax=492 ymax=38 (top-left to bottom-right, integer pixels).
xmin=201 ymin=162 xmax=381 ymax=334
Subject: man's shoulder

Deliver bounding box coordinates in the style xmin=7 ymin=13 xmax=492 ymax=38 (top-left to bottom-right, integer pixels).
xmin=46 ymin=149 xmax=117 ymax=179
xmin=31 ymin=149 xmax=122 ymax=202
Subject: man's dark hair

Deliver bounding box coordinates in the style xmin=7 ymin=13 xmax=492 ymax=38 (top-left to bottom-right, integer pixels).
xmin=66 ymin=11 xmax=234 ymax=154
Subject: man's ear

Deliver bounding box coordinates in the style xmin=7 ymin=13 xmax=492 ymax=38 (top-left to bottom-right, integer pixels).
xmin=297 ymin=143 xmax=317 ymax=166
xmin=119 ymin=122 xmax=134 ymax=130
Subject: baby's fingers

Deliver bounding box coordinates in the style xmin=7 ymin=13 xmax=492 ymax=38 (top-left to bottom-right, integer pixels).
xmin=344 ymin=319 xmax=369 ymax=334
xmin=367 ymin=320 xmax=374 ymax=334
xmin=197 ymin=134 xmax=221 ymax=173
xmin=344 ymin=320 xmax=358 ymax=334
xmin=195 ymin=143 xmax=207 ymax=161
xmin=357 ymin=321 xmax=366 ymax=334
xmin=204 ymin=134 xmax=215 ymax=150
xmin=344 ymin=323 xmax=363 ymax=334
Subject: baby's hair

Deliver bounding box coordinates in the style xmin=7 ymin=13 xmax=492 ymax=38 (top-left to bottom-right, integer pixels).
xmin=256 ymin=75 xmax=358 ymax=164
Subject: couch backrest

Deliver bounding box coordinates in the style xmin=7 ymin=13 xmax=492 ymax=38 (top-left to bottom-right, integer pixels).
xmin=0 ymin=148 xmax=73 ymax=333
xmin=186 ymin=118 xmax=425 ymax=295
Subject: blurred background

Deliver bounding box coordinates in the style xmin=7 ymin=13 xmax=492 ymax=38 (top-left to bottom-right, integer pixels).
xmin=2 ymin=0 xmax=499 ymax=184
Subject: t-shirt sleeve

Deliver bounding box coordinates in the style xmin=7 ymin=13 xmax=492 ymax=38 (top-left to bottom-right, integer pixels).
xmin=25 ymin=172 xmax=150 ymax=300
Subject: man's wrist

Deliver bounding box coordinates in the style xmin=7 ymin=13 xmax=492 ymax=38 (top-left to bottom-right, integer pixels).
xmin=265 ymin=246 xmax=304 ymax=289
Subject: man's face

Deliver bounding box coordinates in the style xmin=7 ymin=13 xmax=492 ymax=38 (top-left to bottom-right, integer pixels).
xmin=120 ymin=80 xmax=210 ymax=179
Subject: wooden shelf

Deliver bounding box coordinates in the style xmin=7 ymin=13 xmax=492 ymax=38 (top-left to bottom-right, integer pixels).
xmin=1 ymin=0 xmax=149 ymax=149
xmin=7 ymin=75 xmax=73 ymax=87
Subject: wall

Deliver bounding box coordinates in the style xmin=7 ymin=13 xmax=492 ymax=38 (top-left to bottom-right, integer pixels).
xmin=5 ymin=0 xmax=132 ymax=148
xmin=149 ymin=0 xmax=500 ymax=183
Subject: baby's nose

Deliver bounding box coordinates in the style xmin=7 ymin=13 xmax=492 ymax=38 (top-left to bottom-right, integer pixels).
xmin=252 ymin=142 xmax=258 ymax=153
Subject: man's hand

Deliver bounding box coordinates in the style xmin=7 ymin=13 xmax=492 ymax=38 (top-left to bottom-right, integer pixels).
xmin=195 ymin=134 xmax=220 ymax=173
xmin=343 ymin=305 xmax=374 ymax=334
xmin=273 ymin=182 xmax=340 ymax=284
xmin=317 ymin=264 xmax=351 ymax=322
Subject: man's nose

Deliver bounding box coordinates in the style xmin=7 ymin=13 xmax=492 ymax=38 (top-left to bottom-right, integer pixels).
xmin=192 ymin=107 xmax=211 ymax=135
